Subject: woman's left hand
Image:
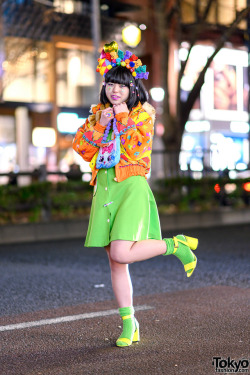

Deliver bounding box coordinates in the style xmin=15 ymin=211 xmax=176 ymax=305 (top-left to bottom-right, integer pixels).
xmin=113 ymin=102 xmax=129 ymax=115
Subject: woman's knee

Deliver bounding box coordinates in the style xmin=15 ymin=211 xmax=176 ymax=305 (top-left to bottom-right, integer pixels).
xmin=109 ymin=240 xmax=134 ymax=264
xmin=109 ymin=258 xmax=129 ymax=275
xmin=110 ymin=251 xmax=127 ymax=264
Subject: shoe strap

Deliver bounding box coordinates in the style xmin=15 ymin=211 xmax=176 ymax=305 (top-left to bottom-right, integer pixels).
xmin=173 ymin=236 xmax=189 ymax=254
xmin=184 ymin=260 xmax=196 ymax=272
xmin=122 ymin=314 xmax=133 ymax=320
xmin=117 ymin=337 xmax=132 ymax=345
xmin=173 ymin=237 xmax=179 ymax=254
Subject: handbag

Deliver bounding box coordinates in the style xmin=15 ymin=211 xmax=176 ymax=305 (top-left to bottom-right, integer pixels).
xmin=96 ymin=118 xmax=121 ymax=169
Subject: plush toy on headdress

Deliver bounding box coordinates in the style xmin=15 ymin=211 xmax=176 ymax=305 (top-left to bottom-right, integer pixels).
xmin=96 ymin=41 xmax=149 ymax=80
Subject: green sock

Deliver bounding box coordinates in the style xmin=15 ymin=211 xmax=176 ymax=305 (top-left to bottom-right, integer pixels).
xmin=164 ymin=238 xmax=175 ymax=255
xmin=116 ymin=306 xmax=135 ymax=347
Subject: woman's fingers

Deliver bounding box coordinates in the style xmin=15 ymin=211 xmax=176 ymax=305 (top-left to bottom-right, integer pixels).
xmin=99 ymin=108 xmax=114 ymax=126
xmin=113 ymin=102 xmax=128 ymax=114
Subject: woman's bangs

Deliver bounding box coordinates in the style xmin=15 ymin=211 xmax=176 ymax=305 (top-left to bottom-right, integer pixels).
xmin=105 ymin=67 xmax=131 ymax=87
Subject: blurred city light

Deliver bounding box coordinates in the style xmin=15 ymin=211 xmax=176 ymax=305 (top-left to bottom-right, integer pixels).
xmin=185 ymin=121 xmax=210 ymax=132
xmin=182 ymin=134 xmax=196 ymax=151
xmin=214 ymin=184 xmax=221 ymax=193
xmin=68 ymin=56 xmax=81 ymax=84
xmin=39 ymin=51 xmax=48 ymax=59
xmin=150 ymin=87 xmax=165 ymax=102
xmin=122 ymin=25 xmax=141 ymax=47
xmin=54 ymin=0 xmax=74 ymax=14
xmin=229 ymin=170 xmax=237 ymax=179
xmin=57 ymin=113 xmax=86 ymax=134
xmin=100 ymin=4 xmax=109 ymax=11
xmin=224 ymin=183 xmax=237 ymax=194
xmin=190 ymin=158 xmax=203 ymax=171
xmin=243 ymin=182 xmax=250 ymax=192
xmin=236 ymin=162 xmax=248 ymax=170
xmin=179 ymin=47 xmax=189 ymax=61
xmin=230 ymin=121 xmax=249 ymax=133
xmin=156 ymin=123 xmax=165 ymax=136
xmin=32 ymin=128 xmax=56 ymax=148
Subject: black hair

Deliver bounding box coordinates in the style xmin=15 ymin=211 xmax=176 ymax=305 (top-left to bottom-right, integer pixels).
xmin=99 ymin=66 xmax=148 ymax=111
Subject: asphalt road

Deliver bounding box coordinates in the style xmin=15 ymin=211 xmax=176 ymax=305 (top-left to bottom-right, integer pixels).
xmin=0 ymin=224 xmax=249 ymax=375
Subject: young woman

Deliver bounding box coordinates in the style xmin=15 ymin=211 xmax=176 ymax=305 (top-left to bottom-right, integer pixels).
xmin=73 ymin=41 xmax=198 ymax=347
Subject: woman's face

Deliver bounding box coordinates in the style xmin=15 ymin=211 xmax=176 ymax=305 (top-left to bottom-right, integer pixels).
xmin=105 ymin=82 xmax=130 ymax=105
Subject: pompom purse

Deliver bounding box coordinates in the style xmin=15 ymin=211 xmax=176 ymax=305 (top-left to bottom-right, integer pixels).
xmin=96 ymin=118 xmax=121 ymax=169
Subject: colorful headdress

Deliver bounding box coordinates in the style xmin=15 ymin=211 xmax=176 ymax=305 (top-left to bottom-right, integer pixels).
xmin=96 ymin=41 xmax=149 ymax=80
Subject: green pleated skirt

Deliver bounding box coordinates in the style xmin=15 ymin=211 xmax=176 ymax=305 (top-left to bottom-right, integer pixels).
xmin=85 ymin=167 xmax=162 ymax=247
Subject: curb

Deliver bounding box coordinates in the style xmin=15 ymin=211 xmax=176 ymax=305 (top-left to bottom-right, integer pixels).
xmin=1 ymin=208 xmax=249 ymax=245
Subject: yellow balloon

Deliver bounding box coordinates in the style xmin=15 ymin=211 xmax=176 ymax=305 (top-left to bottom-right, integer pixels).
xmin=122 ymin=25 xmax=141 ymax=47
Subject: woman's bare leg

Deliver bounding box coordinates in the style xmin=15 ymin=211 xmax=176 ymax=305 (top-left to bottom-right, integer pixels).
xmin=109 ymin=239 xmax=167 ymax=264
xmin=105 ymin=245 xmax=137 ymax=347
xmin=105 ymin=246 xmax=133 ymax=308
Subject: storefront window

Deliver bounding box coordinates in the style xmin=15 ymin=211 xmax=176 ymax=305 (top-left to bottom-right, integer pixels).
xmin=56 ymin=48 xmax=96 ymax=107
xmin=210 ymin=133 xmax=249 ymax=172
xmin=2 ymin=38 xmax=51 ymax=103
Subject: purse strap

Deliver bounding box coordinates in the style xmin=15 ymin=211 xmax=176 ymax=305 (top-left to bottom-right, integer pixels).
xmin=102 ymin=118 xmax=119 ymax=143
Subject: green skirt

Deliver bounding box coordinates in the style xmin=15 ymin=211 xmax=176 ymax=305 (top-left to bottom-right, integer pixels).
xmin=85 ymin=167 xmax=162 ymax=247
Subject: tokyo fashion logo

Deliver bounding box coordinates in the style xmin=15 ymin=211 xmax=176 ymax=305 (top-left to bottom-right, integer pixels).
xmin=212 ymin=356 xmax=249 ymax=373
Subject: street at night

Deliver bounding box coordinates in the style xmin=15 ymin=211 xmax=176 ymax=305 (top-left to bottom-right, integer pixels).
xmin=0 ymin=224 xmax=249 ymax=374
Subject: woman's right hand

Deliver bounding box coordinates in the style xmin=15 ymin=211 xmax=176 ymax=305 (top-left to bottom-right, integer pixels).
xmin=99 ymin=108 xmax=114 ymax=126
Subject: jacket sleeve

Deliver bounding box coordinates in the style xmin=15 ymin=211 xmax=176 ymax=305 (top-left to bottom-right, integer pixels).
xmin=72 ymin=118 xmax=107 ymax=162
xmin=115 ymin=111 xmax=153 ymax=160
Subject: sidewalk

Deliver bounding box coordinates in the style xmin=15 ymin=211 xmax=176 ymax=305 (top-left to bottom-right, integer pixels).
xmin=0 ymin=208 xmax=249 ymax=244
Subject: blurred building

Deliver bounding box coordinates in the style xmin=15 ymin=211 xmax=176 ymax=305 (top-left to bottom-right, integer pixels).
xmin=0 ymin=0 xmax=249 ymax=183
xmin=151 ymin=0 xmax=249 ymax=179
xmin=178 ymin=45 xmax=249 ymax=177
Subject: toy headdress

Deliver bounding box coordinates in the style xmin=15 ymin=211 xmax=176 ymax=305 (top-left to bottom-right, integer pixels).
xmin=96 ymin=41 xmax=149 ymax=80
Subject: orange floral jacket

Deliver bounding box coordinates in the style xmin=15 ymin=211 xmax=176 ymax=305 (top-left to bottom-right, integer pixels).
xmin=72 ymin=101 xmax=156 ymax=186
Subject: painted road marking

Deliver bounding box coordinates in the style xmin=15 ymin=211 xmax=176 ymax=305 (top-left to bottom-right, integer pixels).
xmin=0 ymin=305 xmax=154 ymax=332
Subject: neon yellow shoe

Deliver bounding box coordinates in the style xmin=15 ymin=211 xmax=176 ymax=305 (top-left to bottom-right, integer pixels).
xmin=116 ymin=306 xmax=140 ymax=347
xmin=163 ymin=235 xmax=198 ymax=277
xmin=116 ymin=318 xmax=140 ymax=347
